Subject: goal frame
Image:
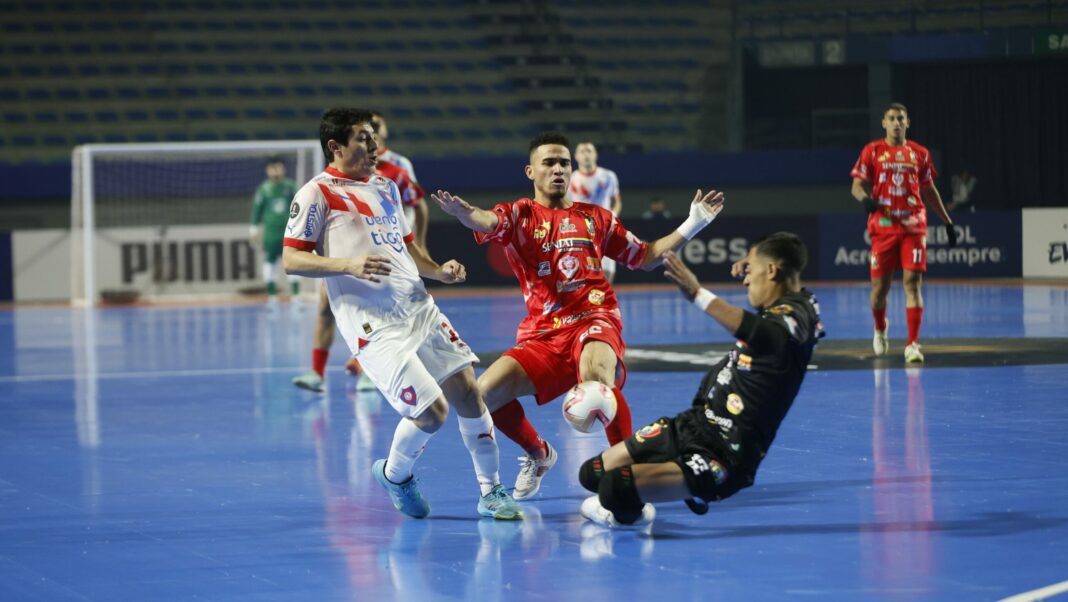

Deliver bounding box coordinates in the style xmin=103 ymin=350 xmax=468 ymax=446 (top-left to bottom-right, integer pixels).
xmin=71 ymin=140 xmax=325 ymax=306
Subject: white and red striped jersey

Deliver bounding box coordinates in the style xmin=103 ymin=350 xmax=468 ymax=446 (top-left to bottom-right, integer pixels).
xmin=284 ymin=166 xmax=424 ymax=352
xmin=568 ymin=167 xmax=619 ymax=212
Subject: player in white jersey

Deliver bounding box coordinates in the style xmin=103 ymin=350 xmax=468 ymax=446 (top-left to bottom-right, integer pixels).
xmin=568 ymin=142 xmax=622 ymax=282
xmin=283 ymin=108 xmax=521 ymax=521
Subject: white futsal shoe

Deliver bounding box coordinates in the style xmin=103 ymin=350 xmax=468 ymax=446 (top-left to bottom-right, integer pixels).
xmin=580 ymin=495 xmax=656 ymax=529
xmin=513 ymin=441 xmax=557 ymax=500
xmin=873 ymin=320 xmax=889 ymax=356
xmin=904 ymin=342 xmax=925 ymax=363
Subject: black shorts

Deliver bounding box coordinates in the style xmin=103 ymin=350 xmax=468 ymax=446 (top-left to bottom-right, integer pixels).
xmin=624 ymin=408 xmax=749 ymax=502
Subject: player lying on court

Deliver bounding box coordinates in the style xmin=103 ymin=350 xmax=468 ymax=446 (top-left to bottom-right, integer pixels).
xmin=431 ymin=131 xmax=725 ymax=500
xmin=577 ymin=233 xmax=824 ymax=527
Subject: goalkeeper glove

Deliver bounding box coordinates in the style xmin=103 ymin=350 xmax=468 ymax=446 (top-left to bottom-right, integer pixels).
xmin=860 ymin=197 xmax=880 ymax=213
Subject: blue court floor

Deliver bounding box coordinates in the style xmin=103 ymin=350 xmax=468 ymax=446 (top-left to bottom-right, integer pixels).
xmin=2 ymin=282 xmax=1067 ymax=601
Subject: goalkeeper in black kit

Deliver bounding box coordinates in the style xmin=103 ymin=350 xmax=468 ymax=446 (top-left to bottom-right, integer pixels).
xmin=578 ymin=232 xmax=825 ymax=527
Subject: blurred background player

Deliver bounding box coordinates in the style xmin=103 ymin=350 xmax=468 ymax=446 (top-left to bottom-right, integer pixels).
xmin=641 ymin=197 xmax=671 ymax=221
xmin=568 ymin=142 xmax=622 ymax=283
xmin=249 ymin=156 xmax=300 ymax=309
xmin=283 ymin=107 xmax=520 ymax=520
xmin=432 ymin=131 xmax=724 ymax=500
xmin=851 ymin=103 xmax=957 ymax=364
xmin=293 ymin=117 xmax=425 ymax=393
xmin=372 ymin=111 xmax=427 ymax=248
xmin=577 ymin=234 xmax=823 ymax=527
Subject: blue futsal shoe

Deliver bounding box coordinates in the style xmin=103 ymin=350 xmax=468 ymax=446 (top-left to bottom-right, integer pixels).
xmin=372 ymin=459 xmax=431 ymax=518
xmin=477 ymin=484 xmax=524 ymax=520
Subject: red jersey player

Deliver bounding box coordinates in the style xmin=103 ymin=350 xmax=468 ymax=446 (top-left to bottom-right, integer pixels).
xmin=432 ymin=131 xmax=725 ymax=499
xmin=851 ymin=103 xmax=957 ymax=363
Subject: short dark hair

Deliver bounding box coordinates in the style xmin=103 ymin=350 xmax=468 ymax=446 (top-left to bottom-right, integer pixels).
xmin=529 ymin=131 xmax=571 ymax=155
xmin=319 ymin=107 xmax=375 ymax=163
xmin=265 ymin=156 xmax=285 ymax=166
xmin=754 ymin=232 xmax=808 ymax=279
xmin=885 ymin=102 xmax=908 ymax=116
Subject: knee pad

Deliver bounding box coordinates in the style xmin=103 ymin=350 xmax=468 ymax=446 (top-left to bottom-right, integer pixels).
xmin=578 ymin=454 xmax=605 ymax=493
xmin=598 ymin=467 xmax=644 ymax=524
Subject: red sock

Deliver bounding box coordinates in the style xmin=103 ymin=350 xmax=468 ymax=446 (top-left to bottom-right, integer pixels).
xmin=605 ymin=387 xmax=633 ymax=446
xmin=906 ymin=307 xmax=923 ymax=345
xmin=312 ymin=347 xmax=329 ymax=378
xmin=872 ymin=307 xmax=887 ymax=331
xmin=491 ymin=400 xmax=547 ymax=458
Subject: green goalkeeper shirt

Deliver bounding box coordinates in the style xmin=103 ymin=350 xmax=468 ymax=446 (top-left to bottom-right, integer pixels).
xmin=250 ymin=178 xmax=298 ymax=250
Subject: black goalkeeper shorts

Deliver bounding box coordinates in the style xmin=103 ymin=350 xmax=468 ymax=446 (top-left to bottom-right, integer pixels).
xmin=624 ymin=408 xmax=748 ymax=502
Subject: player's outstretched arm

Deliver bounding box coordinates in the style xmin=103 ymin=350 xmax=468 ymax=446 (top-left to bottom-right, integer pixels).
xmin=640 ymin=189 xmax=724 ymax=269
xmin=405 ymin=240 xmax=467 ymax=284
xmin=663 ymin=251 xmax=743 ymax=334
xmin=282 ymin=246 xmax=392 ymax=283
xmin=430 ymin=190 xmax=499 ymax=233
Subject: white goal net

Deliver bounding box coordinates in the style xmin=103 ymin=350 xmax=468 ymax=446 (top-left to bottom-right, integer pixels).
xmin=71 ymin=141 xmax=324 ymax=306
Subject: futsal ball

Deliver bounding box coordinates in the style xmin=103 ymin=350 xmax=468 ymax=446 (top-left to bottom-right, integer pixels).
xmin=562 ymin=381 xmax=618 ymax=433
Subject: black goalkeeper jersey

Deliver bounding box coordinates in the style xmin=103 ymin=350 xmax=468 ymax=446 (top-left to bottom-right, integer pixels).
xmin=692 ymin=289 xmax=824 ymax=478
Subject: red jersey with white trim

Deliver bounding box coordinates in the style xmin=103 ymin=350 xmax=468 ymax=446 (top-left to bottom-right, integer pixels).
xmin=376 ymin=158 xmax=424 ymax=207
xmin=283 ymin=167 xmax=423 ymax=345
xmin=568 ymin=166 xmax=619 ymax=212
xmin=851 ymin=140 xmax=937 ymax=236
xmin=475 ymin=198 xmax=650 ymax=342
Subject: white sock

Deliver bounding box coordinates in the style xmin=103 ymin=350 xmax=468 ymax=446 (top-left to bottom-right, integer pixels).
xmin=262 ymin=261 xmax=277 ymax=285
xmin=458 ymin=412 xmax=500 ymax=496
xmin=385 ymin=418 xmax=434 ymax=484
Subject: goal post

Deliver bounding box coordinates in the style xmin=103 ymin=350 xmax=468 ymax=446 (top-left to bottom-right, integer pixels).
xmin=70 ymin=140 xmax=325 ymax=306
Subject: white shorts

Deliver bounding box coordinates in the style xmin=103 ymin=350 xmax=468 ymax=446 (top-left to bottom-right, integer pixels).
xmin=354 ymin=301 xmax=478 ymax=418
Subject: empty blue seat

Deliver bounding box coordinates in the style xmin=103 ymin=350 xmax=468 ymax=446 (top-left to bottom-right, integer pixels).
xmin=293 ymin=85 xmax=315 ymax=96
xmin=302 ymin=108 xmax=321 ymax=119
xmin=4 ymin=112 xmax=29 ymax=124
xmin=476 ymin=106 xmax=501 ymax=117
xmin=205 ymin=86 xmax=229 ymax=97
xmin=78 ymin=65 xmax=102 ymax=76
xmin=281 ymin=63 xmax=303 ymax=73
xmin=87 ymin=88 xmax=110 ymax=99
xmin=435 ymin=84 xmax=460 ymax=95
xmin=165 ymin=64 xmax=190 ymax=75
xmin=309 ymin=63 xmax=333 ymax=74
xmin=116 ymin=88 xmax=139 ymax=99
xmin=135 ymin=133 xmax=160 ymax=142
xmin=272 ymin=108 xmax=297 ymax=119
xmin=407 ymin=84 xmax=431 ymax=95
xmin=177 ymin=87 xmax=199 ymax=98
xmin=461 ymin=129 xmax=485 ymax=140
xmin=106 ymin=65 xmax=131 ymax=76
xmin=214 ymin=109 xmax=238 ymax=119
xmin=349 ymin=84 xmax=373 ymax=96
xmin=137 ymin=64 xmax=162 ymax=75
xmin=146 ymin=87 xmax=169 ymax=98
xmin=490 ymin=128 xmax=514 ymax=139
xmin=13 ymin=136 xmax=36 ymax=147
xmin=165 ymin=132 xmax=189 ymax=142
xmin=73 ymin=134 xmax=96 ymax=145
xmin=65 ymin=111 xmax=89 ymax=122
xmin=185 ymin=109 xmax=209 ymax=120
xmin=154 ymin=109 xmax=178 ymax=121
xmin=27 ymin=89 xmax=50 ymax=100
xmin=431 ymin=129 xmax=456 ymax=140
xmin=194 ymin=131 xmax=220 ymax=141
xmin=103 ymin=133 xmax=127 ymax=143
xmin=263 ymin=85 xmax=286 ymax=97
xmin=126 ymin=110 xmax=149 ymax=121
xmin=235 ymin=86 xmax=258 ymax=97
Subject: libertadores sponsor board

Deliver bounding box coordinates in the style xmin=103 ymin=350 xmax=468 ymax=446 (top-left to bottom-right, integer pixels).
xmin=1022 ymin=208 xmax=1068 ymax=278
xmin=817 ymin=211 xmax=1021 ymax=279
xmin=13 ymin=224 xmax=311 ymax=302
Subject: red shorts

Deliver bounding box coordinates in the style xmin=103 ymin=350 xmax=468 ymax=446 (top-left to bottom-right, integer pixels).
xmin=503 ymin=317 xmax=628 ymax=405
xmin=870 ymin=232 xmax=927 ymax=278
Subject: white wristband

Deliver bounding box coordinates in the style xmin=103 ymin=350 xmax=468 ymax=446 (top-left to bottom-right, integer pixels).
xmin=693 ymin=288 xmax=717 ymax=311
xmin=675 ymin=215 xmax=707 ymax=241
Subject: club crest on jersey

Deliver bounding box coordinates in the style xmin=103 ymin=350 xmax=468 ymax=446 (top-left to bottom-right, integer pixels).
xmin=289 ymin=201 xmax=300 ymax=218
xmin=896 ymin=151 xmax=905 ymax=161
xmin=588 ymin=289 xmax=605 ymax=305
xmin=559 ymin=218 xmax=577 ymax=234
xmin=534 ymin=220 xmax=551 ymax=240
xmin=726 ymin=393 xmax=745 ymax=415
xmin=767 ymin=304 xmax=794 ymax=315
xmin=400 ymin=386 xmax=418 ymax=406
xmin=558 ymin=255 xmax=580 ymax=279
xmin=537 ymin=261 xmax=551 ymax=277
xmin=635 ymin=422 xmax=663 ymax=442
